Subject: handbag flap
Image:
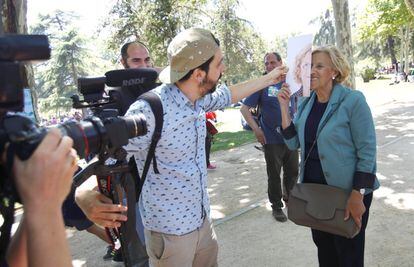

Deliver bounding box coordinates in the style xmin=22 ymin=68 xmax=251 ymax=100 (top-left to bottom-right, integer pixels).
xmin=290 ymin=183 xmax=349 ymax=220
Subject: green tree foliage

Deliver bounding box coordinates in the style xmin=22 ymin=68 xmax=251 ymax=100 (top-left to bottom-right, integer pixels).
xmin=269 ymin=36 xmax=288 ymax=60
xmin=359 ymin=0 xmax=414 ymax=69
xmin=102 ymin=0 xmax=267 ymax=84
xmin=354 ymin=5 xmax=390 ymax=68
xmin=30 ymin=10 xmax=93 ymax=115
xmin=355 ymin=35 xmax=387 ymax=65
xmin=102 ymin=0 xmax=207 ymax=66
xmin=310 ymin=9 xmax=336 ymax=46
xmin=406 ymin=0 xmax=414 ymax=15
xmin=211 ymin=0 xmax=266 ymax=84
xmin=268 ymin=33 xmax=301 ymax=62
xmin=366 ymin=0 xmax=413 ymax=34
xmin=31 ymin=10 xmax=78 ymax=39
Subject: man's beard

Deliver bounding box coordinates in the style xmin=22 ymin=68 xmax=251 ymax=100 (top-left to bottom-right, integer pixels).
xmin=201 ymin=73 xmax=222 ymax=96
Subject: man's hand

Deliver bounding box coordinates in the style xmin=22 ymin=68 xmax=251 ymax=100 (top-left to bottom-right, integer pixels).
xmin=253 ymin=128 xmax=266 ymax=145
xmin=266 ymin=65 xmax=288 ymax=85
xmin=9 ymin=129 xmax=77 ymax=267
xmin=13 ymin=129 xmax=78 ymax=212
xmin=75 ymin=189 xmax=128 ymax=228
xmin=344 ymin=190 xmax=366 ymax=229
xmin=240 ymin=104 xmax=265 ymax=145
xmin=230 ymin=65 xmax=288 ymax=103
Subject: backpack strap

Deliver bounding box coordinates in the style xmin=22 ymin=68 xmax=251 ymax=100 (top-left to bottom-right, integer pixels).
xmin=136 ymin=91 xmax=164 ymax=196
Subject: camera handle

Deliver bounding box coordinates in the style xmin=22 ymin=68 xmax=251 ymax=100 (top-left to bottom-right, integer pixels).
xmin=72 ymin=153 xmax=148 ymax=267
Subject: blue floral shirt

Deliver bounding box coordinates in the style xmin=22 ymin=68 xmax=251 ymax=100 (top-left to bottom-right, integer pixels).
xmin=125 ymin=83 xmax=231 ymax=235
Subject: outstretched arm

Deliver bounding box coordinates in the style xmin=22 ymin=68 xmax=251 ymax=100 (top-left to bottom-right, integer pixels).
xmin=229 ymin=66 xmax=288 ymax=103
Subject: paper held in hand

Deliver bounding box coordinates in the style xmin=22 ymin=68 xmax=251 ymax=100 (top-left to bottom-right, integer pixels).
xmin=286 ymin=34 xmax=313 ymax=97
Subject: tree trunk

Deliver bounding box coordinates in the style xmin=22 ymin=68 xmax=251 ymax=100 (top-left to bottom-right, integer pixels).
xmin=398 ymin=26 xmax=411 ymax=74
xmin=331 ymin=0 xmax=356 ymax=89
xmin=403 ymin=25 xmax=411 ymax=74
xmin=0 ymin=0 xmax=3 ymax=34
xmin=406 ymin=0 xmax=414 ymax=16
xmin=0 ymin=0 xmax=39 ymax=120
xmin=387 ymin=35 xmax=398 ymax=70
xmin=404 ymin=1 xmax=414 ymax=73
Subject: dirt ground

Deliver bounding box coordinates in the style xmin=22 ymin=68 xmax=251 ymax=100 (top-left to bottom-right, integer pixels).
xmin=65 ymin=79 xmax=414 ymax=266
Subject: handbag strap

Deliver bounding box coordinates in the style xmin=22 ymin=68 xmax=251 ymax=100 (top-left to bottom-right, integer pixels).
xmin=299 ymin=91 xmax=350 ymax=176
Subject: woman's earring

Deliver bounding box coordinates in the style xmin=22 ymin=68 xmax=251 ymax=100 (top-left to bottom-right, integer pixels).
xmin=332 ymin=76 xmax=336 ymax=80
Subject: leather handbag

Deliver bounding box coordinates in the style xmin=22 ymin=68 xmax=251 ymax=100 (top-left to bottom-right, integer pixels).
xmin=288 ymin=183 xmax=360 ymax=238
xmin=287 ymin=92 xmax=360 ymax=239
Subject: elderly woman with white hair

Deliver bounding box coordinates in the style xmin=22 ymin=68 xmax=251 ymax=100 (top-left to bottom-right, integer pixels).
xmin=278 ymin=46 xmax=380 ymax=267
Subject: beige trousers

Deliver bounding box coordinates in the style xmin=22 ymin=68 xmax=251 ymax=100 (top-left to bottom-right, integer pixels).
xmin=144 ymin=217 xmax=218 ymax=267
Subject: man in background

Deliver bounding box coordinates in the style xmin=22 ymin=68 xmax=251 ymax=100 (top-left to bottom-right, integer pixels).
xmin=240 ymin=52 xmax=298 ymax=222
xmin=121 ymin=41 xmax=162 ymax=73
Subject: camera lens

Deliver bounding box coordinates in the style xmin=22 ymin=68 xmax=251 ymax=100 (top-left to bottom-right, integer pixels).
xmin=57 ymin=115 xmax=147 ymax=159
xmin=123 ymin=114 xmax=147 ymax=139
xmin=58 ymin=117 xmax=105 ymax=159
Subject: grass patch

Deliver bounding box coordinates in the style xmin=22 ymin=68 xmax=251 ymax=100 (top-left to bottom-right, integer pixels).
xmin=211 ymin=130 xmax=256 ymax=152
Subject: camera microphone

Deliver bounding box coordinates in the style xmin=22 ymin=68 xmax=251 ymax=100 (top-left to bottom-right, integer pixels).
xmin=74 ymin=68 xmax=159 ymax=116
xmin=105 ymin=68 xmax=158 ymax=87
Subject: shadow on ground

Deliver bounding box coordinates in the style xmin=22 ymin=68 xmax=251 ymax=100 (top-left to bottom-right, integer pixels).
xmin=208 ymin=144 xmax=267 ymax=220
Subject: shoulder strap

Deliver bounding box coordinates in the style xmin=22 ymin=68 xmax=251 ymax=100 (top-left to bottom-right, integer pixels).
xmin=136 ymin=91 xmax=164 ymax=196
xmin=295 ymin=91 xmax=313 ymax=119
xmin=301 ymin=91 xmax=351 ymax=169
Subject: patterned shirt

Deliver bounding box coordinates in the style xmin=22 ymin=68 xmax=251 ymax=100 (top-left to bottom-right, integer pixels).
xmin=125 ymin=83 xmax=231 ymax=235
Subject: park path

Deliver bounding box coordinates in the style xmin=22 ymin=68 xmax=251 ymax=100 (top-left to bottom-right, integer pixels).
xmin=68 ymin=79 xmax=414 ymax=266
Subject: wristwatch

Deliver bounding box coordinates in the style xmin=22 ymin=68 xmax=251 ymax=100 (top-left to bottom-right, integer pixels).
xmin=359 ymin=188 xmax=366 ymax=195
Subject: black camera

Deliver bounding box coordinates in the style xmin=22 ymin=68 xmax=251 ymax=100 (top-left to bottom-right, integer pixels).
xmin=0 ymin=34 xmax=148 ymax=161
xmin=0 ymin=35 xmax=150 ymax=264
xmin=0 ymin=34 xmax=51 ymax=113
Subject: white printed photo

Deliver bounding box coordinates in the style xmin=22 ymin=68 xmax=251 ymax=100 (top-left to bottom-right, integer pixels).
xmin=286 ymin=34 xmax=313 ymax=97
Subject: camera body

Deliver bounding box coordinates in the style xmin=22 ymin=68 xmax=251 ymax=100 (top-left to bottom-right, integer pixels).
xmin=0 ymin=35 xmax=52 ymax=114
xmin=0 ymin=34 xmax=153 ymax=263
xmin=0 ymin=33 xmax=53 ymax=262
xmin=0 ymin=35 xmax=153 ymax=162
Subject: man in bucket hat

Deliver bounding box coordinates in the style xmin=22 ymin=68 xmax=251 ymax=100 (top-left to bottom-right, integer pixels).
xmin=76 ymin=28 xmax=287 ymax=266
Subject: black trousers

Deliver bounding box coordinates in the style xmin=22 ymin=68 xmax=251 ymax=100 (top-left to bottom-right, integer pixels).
xmin=263 ymin=143 xmax=299 ymax=209
xmin=311 ymin=193 xmax=373 ymax=267
xmin=205 ymin=133 xmax=212 ymax=166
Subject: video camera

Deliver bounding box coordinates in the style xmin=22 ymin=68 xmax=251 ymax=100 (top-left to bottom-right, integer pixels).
xmin=0 ymin=34 xmax=149 ymax=161
xmin=0 ymin=34 xmax=149 ymax=264
xmin=72 ymin=67 xmax=159 ymax=117
xmin=68 ymin=48 xmax=159 ymax=267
